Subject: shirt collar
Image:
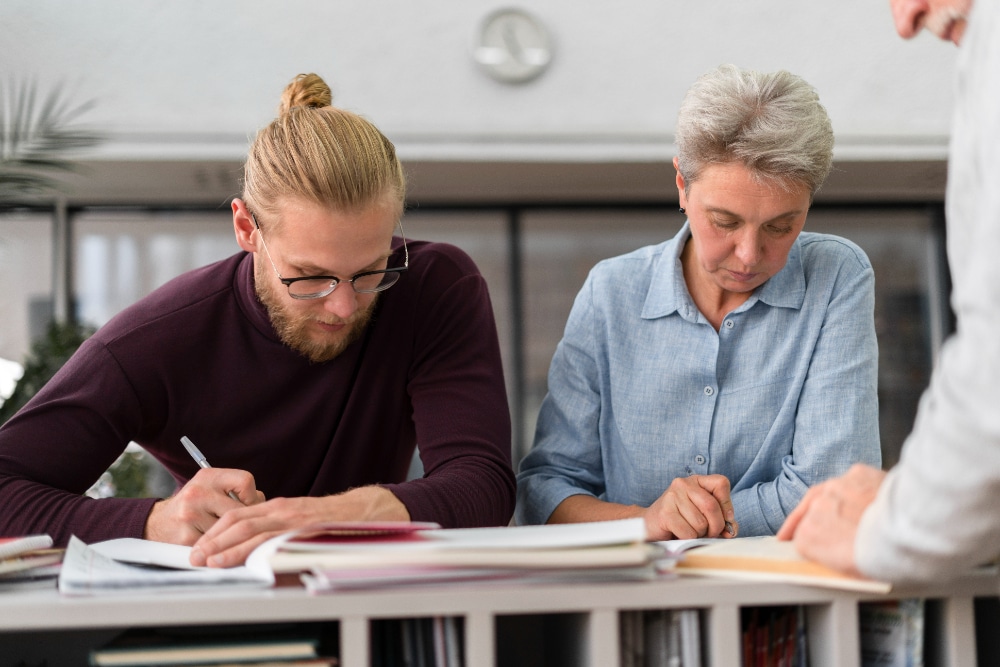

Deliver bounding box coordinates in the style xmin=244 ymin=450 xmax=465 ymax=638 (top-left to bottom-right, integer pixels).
xmin=642 ymin=222 xmax=806 ymax=320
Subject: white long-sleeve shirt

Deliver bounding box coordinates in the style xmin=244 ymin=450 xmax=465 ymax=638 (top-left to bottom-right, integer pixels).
xmin=856 ymin=0 xmax=1000 ymax=583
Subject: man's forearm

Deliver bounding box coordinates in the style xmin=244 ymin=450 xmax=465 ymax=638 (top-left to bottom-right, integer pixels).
xmin=337 ymin=485 xmax=411 ymax=521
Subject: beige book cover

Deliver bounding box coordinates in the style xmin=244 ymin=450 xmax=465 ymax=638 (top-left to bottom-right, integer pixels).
xmin=675 ymin=536 xmax=892 ymax=593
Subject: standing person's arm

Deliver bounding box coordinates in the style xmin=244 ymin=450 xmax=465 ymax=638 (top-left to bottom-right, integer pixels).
xmin=855 ymin=3 xmax=1000 ymax=582
xmin=782 ymin=3 xmax=1000 ymax=583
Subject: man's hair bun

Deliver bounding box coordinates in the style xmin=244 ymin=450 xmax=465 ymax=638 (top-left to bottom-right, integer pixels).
xmin=278 ymin=73 xmax=333 ymax=114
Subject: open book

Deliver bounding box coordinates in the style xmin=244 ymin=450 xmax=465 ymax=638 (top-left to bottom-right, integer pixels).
xmin=672 ymin=536 xmax=891 ymax=593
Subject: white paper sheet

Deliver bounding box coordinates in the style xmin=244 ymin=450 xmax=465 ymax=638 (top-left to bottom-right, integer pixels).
xmin=57 ymin=536 xmax=273 ymax=596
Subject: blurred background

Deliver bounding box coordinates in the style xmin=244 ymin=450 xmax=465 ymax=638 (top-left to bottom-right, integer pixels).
xmin=0 ymin=1 xmax=958 ymax=485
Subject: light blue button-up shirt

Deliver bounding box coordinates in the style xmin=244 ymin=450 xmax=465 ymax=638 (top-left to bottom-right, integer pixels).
xmin=517 ymin=223 xmax=881 ymax=536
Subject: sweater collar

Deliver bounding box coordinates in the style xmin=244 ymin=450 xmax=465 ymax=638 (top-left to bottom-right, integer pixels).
xmin=234 ymin=252 xmax=284 ymax=342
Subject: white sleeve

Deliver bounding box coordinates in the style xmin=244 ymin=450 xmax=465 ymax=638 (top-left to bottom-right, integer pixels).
xmin=855 ymin=0 xmax=1000 ymax=583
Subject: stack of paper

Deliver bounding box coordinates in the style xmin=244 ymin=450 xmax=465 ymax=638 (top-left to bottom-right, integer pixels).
xmin=244 ymin=518 xmax=661 ymax=593
xmin=55 ymin=519 xmax=663 ymax=595
xmin=58 ymin=536 xmax=274 ymax=596
xmin=0 ymin=534 xmax=62 ymax=590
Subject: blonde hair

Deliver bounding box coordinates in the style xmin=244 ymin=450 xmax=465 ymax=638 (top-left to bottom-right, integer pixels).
xmin=675 ymin=64 xmax=834 ymax=197
xmin=242 ymin=73 xmax=406 ymax=226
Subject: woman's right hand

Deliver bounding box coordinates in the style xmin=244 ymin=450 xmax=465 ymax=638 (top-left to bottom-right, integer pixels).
xmin=643 ymin=474 xmax=737 ymax=541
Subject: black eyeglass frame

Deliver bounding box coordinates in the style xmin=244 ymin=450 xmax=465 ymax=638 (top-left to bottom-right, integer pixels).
xmin=250 ymin=211 xmax=409 ymax=300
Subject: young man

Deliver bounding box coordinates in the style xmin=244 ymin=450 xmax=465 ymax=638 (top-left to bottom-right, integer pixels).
xmin=778 ymin=0 xmax=1000 ymax=583
xmin=0 ymin=73 xmax=516 ymax=567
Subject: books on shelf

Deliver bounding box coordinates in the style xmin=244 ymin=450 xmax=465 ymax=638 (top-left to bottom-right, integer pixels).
xmin=859 ymin=598 xmax=924 ymax=667
xmin=372 ymin=617 xmax=463 ymax=667
xmin=89 ymin=624 xmax=336 ymax=666
xmin=620 ymin=608 xmax=701 ymax=667
xmin=741 ymin=605 xmax=808 ymax=667
xmin=673 ymin=536 xmax=892 ymax=593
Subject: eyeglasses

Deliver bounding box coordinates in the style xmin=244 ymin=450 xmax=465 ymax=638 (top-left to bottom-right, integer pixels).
xmin=251 ymin=212 xmax=409 ymax=300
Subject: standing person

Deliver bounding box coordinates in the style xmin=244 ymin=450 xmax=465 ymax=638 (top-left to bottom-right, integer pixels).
xmin=516 ymin=64 xmax=881 ymax=540
xmin=0 ymin=73 xmax=515 ymax=567
xmin=778 ymin=0 xmax=1000 ymax=583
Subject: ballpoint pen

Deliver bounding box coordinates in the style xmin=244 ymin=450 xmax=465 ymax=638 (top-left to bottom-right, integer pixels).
xmin=180 ymin=435 xmax=242 ymax=503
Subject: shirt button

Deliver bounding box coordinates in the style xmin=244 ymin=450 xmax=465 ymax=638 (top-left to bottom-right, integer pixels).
xmin=724 ymin=319 xmax=735 ymax=329
xmin=704 ymin=386 xmax=714 ymax=396
xmin=695 ymin=455 xmax=706 ymax=465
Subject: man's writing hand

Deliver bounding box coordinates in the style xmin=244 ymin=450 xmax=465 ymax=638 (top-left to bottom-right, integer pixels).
xmin=143 ymin=468 xmax=264 ymax=545
xmin=189 ymin=485 xmax=410 ymax=568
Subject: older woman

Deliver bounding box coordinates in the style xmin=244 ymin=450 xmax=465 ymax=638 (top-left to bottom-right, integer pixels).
xmin=516 ymin=64 xmax=880 ymax=540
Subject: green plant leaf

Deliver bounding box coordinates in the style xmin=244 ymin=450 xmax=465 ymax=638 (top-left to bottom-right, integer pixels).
xmin=0 ymin=78 xmax=102 ymax=200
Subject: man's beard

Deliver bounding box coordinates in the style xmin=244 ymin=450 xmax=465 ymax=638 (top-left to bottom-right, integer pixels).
xmin=255 ymin=267 xmax=377 ymax=364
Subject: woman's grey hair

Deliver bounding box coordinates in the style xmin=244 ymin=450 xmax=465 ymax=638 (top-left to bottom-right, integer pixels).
xmin=675 ymin=64 xmax=834 ymax=197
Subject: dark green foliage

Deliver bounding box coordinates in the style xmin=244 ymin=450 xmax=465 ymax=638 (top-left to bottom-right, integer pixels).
xmin=104 ymin=450 xmax=151 ymax=499
xmin=0 ymin=319 xmax=93 ymax=424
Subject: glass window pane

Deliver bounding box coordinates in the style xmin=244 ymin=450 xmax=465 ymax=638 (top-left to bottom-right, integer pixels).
xmin=0 ymin=211 xmax=54 ymax=363
xmin=74 ymin=210 xmax=235 ymax=328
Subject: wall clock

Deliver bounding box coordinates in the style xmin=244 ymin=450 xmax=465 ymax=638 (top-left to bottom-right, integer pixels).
xmin=473 ymin=8 xmax=553 ymax=84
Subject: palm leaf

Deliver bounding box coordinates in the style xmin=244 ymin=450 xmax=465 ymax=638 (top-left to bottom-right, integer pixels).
xmin=0 ymin=79 xmax=103 ymax=200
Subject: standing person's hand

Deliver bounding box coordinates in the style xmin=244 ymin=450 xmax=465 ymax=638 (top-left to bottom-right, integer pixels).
xmin=777 ymin=463 xmax=886 ymax=576
xmin=144 ymin=467 xmax=265 ymax=545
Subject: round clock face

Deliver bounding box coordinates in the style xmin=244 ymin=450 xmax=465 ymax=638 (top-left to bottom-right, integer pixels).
xmin=473 ymin=8 xmax=553 ymax=84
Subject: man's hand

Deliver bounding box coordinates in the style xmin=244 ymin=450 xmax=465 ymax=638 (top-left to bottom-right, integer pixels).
xmin=189 ymin=485 xmax=410 ymax=568
xmin=642 ymin=474 xmax=737 ymax=541
xmin=777 ymin=463 xmax=886 ymax=576
xmin=144 ymin=468 xmax=265 ymax=545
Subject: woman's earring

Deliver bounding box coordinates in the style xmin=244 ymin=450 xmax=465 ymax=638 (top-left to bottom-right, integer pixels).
xmin=678 ymin=207 xmax=686 ymax=214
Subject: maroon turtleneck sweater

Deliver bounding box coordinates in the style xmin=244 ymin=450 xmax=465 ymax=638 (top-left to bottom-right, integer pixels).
xmin=0 ymin=240 xmax=515 ymax=545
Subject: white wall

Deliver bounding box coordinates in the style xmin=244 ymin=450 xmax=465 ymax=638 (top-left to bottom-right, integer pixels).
xmin=1 ymin=0 xmax=958 ymax=164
